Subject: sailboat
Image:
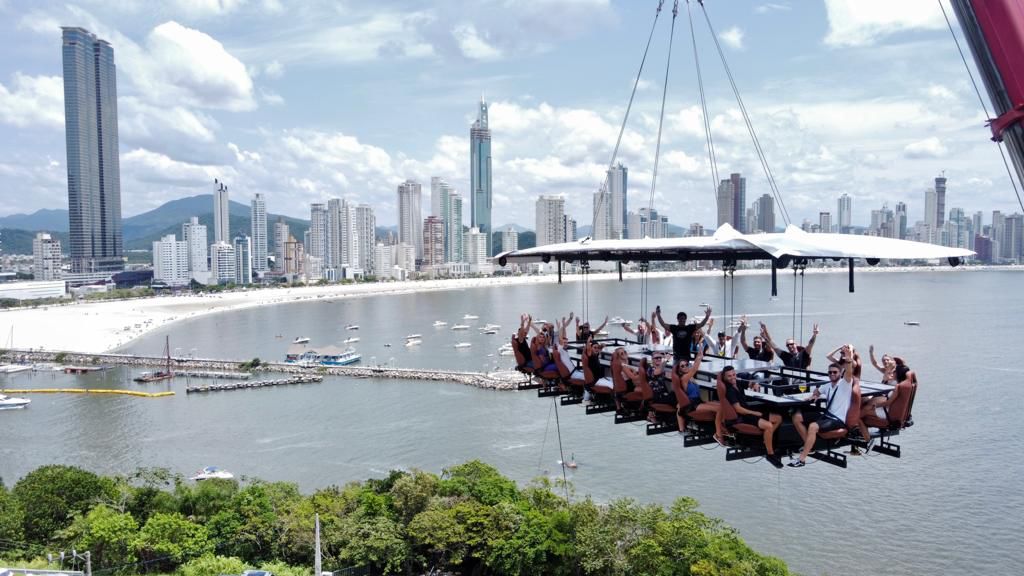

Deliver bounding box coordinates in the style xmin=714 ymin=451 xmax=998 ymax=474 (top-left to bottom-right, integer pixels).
xmin=134 ymin=335 xmax=174 ymax=383
xmin=0 ymin=326 xmax=31 ymax=374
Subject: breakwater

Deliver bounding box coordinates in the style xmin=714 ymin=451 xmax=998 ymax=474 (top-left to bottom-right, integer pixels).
xmin=186 ymin=375 xmax=321 ymax=393
xmin=0 ymin=387 xmax=173 ymax=398
xmin=1 ymin=349 xmax=522 ymax=390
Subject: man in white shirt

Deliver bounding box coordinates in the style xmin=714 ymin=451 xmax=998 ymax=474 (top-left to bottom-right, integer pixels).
xmin=788 ymin=345 xmax=854 ymax=468
xmin=702 ymin=318 xmax=740 ymax=358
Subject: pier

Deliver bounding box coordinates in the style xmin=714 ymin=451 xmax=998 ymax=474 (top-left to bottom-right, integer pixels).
xmin=0 ymin=387 xmax=173 ymax=398
xmin=185 ymin=375 xmax=322 ymax=393
xmin=177 ymin=370 xmax=251 ymax=380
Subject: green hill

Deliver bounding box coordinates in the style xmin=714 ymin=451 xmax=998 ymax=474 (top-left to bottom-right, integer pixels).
xmin=0 ymin=228 xmax=69 ymax=256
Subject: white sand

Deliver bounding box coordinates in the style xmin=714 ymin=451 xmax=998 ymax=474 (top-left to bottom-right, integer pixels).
xmin=0 ymin=265 xmax=1018 ymax=354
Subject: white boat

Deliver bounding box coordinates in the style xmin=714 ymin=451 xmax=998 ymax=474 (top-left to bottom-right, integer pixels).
xmin=293 ymin=336 xmax=310 ymax=344
xmin=498 ymin=345 xmax=515 ymax=356
xmin=0 ymin=364 xmax=31 ymax=374
xmin=463 ymin=314 xmax=479 ymax=320
xmin=405 ymin=334 xmax=422 ymax=340
xmin=285 ymin=345 xmax=362 ymax=366
xmin=345 ymin=324 xmax=359 ymax=330
xmin=609 ymin=316 xmax=628 ymax=325
xmin=451 ymin=324 xmax=470 ymax=330
xmin=532 ymin=319 xmax=548 ymax=325
xmin=405 ymin=339 xmax=422 ymax=347
xmin=343 ymin=337 xmax=360 ymax=344
xmin=190 ymin=466 xmax=234 ymax=481
xmin=0 ymin=394 xmax=30 ymax=409
xmin=481 ymin=329 xmax=498 ymax=335
xmin=433 ymin=320 xmax=448 ymax=327
xmin=483 ymin=323 xmax=501 ymax=330
xmin=454 ymin=342 xmax=473 ymax=348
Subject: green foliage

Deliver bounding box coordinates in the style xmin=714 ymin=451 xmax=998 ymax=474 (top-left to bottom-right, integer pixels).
xmin=59 ymin=505 xmax=139 ymax=569
xmin=0 ymin=483 xmax=24 ymax=549
xmin=12 ymin=465 xmax=117 ymax=544
xmin=137 ymin=512 xmax=214 ymax=570
xmin=439 ymin=460 xmax=518 ymax=506
xmin=176 ymin=478 xmax=239 ymax=522
xmin=238 ymin=357 xmax=262 ymax=371
xmin=390 ymin=469 xmax=439 ymax=523
xmin=54 ymin=351 xmax=67 ymax=363
xmin=178 ymin=554 xmax=246 ymax=576
xmin=336 ymin=514 xmax=409 ymax=575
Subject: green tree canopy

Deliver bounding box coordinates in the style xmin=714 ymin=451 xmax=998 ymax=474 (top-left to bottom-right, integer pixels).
xmin=12 ymin=465 xmax=116 ymax=544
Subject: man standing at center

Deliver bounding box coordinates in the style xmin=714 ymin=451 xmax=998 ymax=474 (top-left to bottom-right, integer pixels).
xmin=655 ymin=304 xmax=712 ymax=363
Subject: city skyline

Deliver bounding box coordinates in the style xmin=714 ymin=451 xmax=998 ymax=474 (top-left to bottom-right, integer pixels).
xmin=2 ymin=2 xmax=1024 ymax=233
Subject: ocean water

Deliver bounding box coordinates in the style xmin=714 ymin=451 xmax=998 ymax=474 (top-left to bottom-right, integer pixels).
xmin=2 ymin=269 xmax=1022 ymax=575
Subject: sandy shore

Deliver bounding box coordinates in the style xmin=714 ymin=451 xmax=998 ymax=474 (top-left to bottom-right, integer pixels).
xmin=1 ymin=265 xmax=1019 ymax=354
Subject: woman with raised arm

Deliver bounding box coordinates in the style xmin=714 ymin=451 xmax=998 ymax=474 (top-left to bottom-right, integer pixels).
xmin=868 ymin=344 xmax=897 ymax=384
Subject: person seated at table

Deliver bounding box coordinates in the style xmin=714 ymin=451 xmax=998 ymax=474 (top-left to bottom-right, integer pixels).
xmin=610 ymin=347 xmax=647 ymax=407
xmin=576 ymin=315 xmax=609 ymax=342
xmin=531 ymin=332 xmax=558 ymax=374
xmin=655 ymin=304 xmax=712 ymax=362
xmin=702 ymin=318 xmax=739 ymax=358
xmin=721 ymin=365 xmax=784 ymax=468
xmin=647 ymin=350 xmax=674 ymax=405
xmin=788 ymin=347 xmax=855 ymax=468
xmin=861 ymin=354 xmax=916 ymax=421
xmin=584 ymin=338 xmax=613 ymax=400
xmin=671 ymin=348 xmax=717 ymax=431
xmin=868 ymin=344 xmax=897 ymax=384
xmin=622 ymin=317 xmax=651 ymax=345
xmin=515 ymin=314 xmax=534 ymax=369
xmin=555 ymin=320 xmax=583 ymax=381
xmin=737 ymin=316 xmax=774 ymax=362
xmin=761 ymin=322 xmax=818 ymax=369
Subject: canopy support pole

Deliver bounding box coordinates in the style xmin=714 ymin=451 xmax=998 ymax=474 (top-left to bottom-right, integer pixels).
xmin=618 ymin=261 xmax=623 ymax=282
xmin=848 ymin=258 xmax=855 ymax=293
xmin=771 ymin=260 xmax=778 ymax=297
xmin=557 ymin=260 xmax=562 ymax=284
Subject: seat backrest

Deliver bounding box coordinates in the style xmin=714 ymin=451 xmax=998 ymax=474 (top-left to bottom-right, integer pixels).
xmin=671 ymin=370 xmax=691 ymax=411
xmin=611 ymin=353 xmax=628 ymax=393
xmin=717 ymin=377 xmax=738 ymax=421
xmin=511 ymin=335 xmax=528 ymax=369
xmin=634 ymin=363 xmax=653 ymax=401
xmin=582 ymin=348 xmax=596 ymax=384
xmin=553 ymin=346 xmax=572 ymax=380
xmin=845 ymin=381 xmax=862 ymax=428
xmin=888 ymin=380 xmax=917 ymax=427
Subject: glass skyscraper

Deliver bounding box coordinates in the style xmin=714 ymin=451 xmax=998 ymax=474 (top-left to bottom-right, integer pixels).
xmin=470 ymin=98 xmax=492 ymax=255
xmin=62 ymin=27 xmax=123 ymax=273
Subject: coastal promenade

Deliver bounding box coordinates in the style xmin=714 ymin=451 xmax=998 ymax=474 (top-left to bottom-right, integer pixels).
xmin=0 ymin=348 xmax=524 ymax=390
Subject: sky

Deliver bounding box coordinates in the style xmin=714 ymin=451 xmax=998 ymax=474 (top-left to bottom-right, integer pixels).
xmin=0 ymin=0 xmax=1020 ymax=231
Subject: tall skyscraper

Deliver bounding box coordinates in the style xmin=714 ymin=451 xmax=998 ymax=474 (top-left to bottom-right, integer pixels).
xmin=464 ymin=227 xmax=488 ymax=267
xmin=592 ymin=188 xmax=612 ymax=240
xmin=895 ymin=202 xmax=908 ymax=240
xmin=326 ymin=198 xmax=356 ymax=270
xmin=536 ymin=195 xmax=566 ymax=247
xmin=729 ymin=173 xmax=746 ymax=233
xmin=819 ymin=212 xmax=832 ymax=234
xmin=210 ymin=241 xmax=236 ymax=284
xmin=182 ymin=216 xmax=208 ymax=281
xmin=688 ymin=222 xmax=705 ymax=237
xmin=638 ymin=207 xmax=668 ymax=238
xmin=397 ymin=179 xmax=423 ymax=259
xmin=251 ymin=193 xmax=267 ymax=273
xmin=924 ymin=187 xmax=938 ymax=243
xmin=213 ymin=179 xmax=230 ymax=243
xmin=756 ymin=194 xmax=775 ymax=233
xmin=152 ymin=234 xmax=190 ymax=287
xmin=273 ymin=218 xmax=290 ymax=272
xmin=309 ymin=203 xmax=327 ymax=264
xmin=837 ymin=193 xmax=852 ymax=233
xmin=33 ymin=233 xmax=62 ymax=281
xmin=501 ymin=227 xmax=519 ymax=253
xmin=62 ymin=27 xmax=123 ymax=274
xmin=563 ymin=215 xmax=577 ymax=242
xmin=607 ymin=163 xmax=628 ymax=239
xmin=233 ymin=234 xmax=252 ymax=285
xmin=430 ymin=177 xmax=451 ymax=218
xmin=442 ymin=190 xmax=463 ymax=263
xmin=470 ymin=97 xmax=493 ymax=255
xmin=935 ymin=174 xmax=947 ymax=229
xmin=354 ymin=204 xmax=376 ymax=273
xmin=422 ymin=216 xmax=445 ymax=269
xmin=716 ymin=180 xmax=734 ymax=229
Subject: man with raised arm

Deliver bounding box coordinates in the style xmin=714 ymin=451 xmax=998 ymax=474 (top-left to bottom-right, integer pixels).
xmin=738 ymin=316 xmax=774 ymax=362
xmin=702 ymin=318 xmax=740 ymax=358
xmin=655 ymin=304 xmax=711 ymax=363
xmin=788 ymin=345 xmax=855 ymax=468
xmin=575 ymin=315 xmax=608 ymax=342
xmin=761 ymin=322 xmax=818 ymax=369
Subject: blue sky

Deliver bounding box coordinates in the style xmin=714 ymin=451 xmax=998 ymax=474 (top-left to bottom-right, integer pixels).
xmin=0 ymin=0 xmax=1018 ymax=230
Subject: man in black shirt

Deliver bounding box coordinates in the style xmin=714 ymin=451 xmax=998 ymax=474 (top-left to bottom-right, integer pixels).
xmin=738 ymin=316 xmax=774 ymax=362
xmin=762 ymin=322 xmax=818 ymax=369
xmin=655 ymin=304 xmax=711 ymax=362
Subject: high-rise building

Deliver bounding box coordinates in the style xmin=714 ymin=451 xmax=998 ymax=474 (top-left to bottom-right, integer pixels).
xmin=422 ymin=216 xmax=445 ymax=270
xmin=273 ymin=218 xmax=290 ymax=272
xmin=62 ymin=27 xmax=123 ymax=274
xmin=536 ymin=195 xmax=566 ymax=247
xmin=309 ymin=203 xmax=327 ymax=266
xmin=501 ymin=227 xmax=519 ymax=253
xmin=33 ymin=233 xmax=62 ymax=281
xmin=627 ymin=211 xmax=643 ymax=240
xmin=563 ymin=215 xmax=577 ymax=242
xmin=442 ymin=189 xmax=463 ymax=263
xmin=638 ymin=207 xmax=668 ymax=238
xmin=819 ymin=212 xmax=832 ymax=234
xmin=729 ymin=173 xmax=746 ymax=233
xmin=431 ymin=177 xmax=451 ymax=219
xmin=251 ymin=193 xmax=267 ymax=273
xmin=895 ymin=202 xmax=908 ymax=240
xmin=924 ymin=188 xmax=938 ymax=231
xmin=397 ymin=179 xmax=423 ymax=260
xmin=233 ymin=234 xmax=252 ymax=285
xmin=470 ymin=97 xmax=493 ymax=255
xmin=716 ymin=180 xmax=734 ymax=230
xmin=284 ymin=235 xmax=303 ymax=277
xmin=972 ymin=211 xmax=984 ymax=240
xmin=756 ymin=194 xmax=774 ymax=233
xmin=837 ymin=193 xmax=852 ymax=233
xmin=1004 ymin=214 xmax=1023 ymax=261
xmin=607 ymin=163 xmax=628 ymax=239
xmin=464 ymin=227 xmax=489 ymax=267
xmin=152 ymin=234 xmax=190 ymax=287
xmin=213 ymin=180 xmax=230 ymax=244
xmin=935 ymin=174 xmax=947 ymax=229
xmin=688 ymin=222 xmax=705 ymax=238
xmin=182 ymin=216 xmax=208 ymax=281
xmin=592 ymin=188 xmax=612 ymax=240
xmin=326 ymin=198 xmax=356 ymax=270
xmin=354 ymin=204 xmax=375 ymax=273
xmin=210 ymin=241 xmax=236 ymax=284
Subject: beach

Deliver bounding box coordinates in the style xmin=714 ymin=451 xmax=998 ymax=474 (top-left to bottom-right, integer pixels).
xmin=1 ymin=265 xmax=1016 ymax=354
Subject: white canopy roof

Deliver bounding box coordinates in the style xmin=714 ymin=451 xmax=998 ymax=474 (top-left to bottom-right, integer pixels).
xmin=497 ymin=224 xmax=974 ymax=265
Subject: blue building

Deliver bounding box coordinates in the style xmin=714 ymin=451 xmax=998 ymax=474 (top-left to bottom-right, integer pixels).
xmin=470 ymin=97 xmax=492 ymax=256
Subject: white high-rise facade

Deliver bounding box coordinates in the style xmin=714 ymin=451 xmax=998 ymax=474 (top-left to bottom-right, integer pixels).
xmin=717 ymin=181 xmax=734 ymax=230
xmin=251 ymin=193 xmax=267 ymax=273
xmin=464 ymin=227 xmax=488 ymax=267
xmin=536 ymin=195 xmax=566 ymax=247
xmin=501 ymin=228 xmax=519 ymax=253
xmin=182 ymin=216 xmax=208 ymax=282
xmin=273 ymin=219 xmax=290 ymax=272
xmin=819 ymin=212 xmax=832 ymax=234
xmin=431 ymin=177 xmax=451 ymax=218
xmin=33 ymin=233 xmax=62 ymax=281
xmin=310 ymin=203 xmax=327 ymax=266
xmin=593 ymin=188 xmax=612 ymax=240
xmin=213 ymin=180 xmax=230 ymax=244
xmin=563 ymin=215 xmax=577 ymax=242
xmin=233 ymin=234 xmax=252 ymax=285
xmin=607 ymin=163 xmax=628 ymax=239
xmin=210 ymin=241 xmax=236 ymax=284
xmin=422 ymin=216 xmax=445 ymax=269
xmin=152 ymin=234 xmax=190 ymax=287
xmin=354 ymin=204 xmax=375 ymax=273
xmin=837 ymin=193 xmax=852 ymax=232
xmin=442 ymin=189 xmax=463 ymax=263
xmin=397 ymin=179 xmax=423 ymax=260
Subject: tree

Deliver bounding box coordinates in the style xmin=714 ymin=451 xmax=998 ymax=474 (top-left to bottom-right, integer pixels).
xmin=12 ymin=465 xmax=117 ymax=544
xmin=60 ymin=505 xmax=139 ymax=569
xmin=337 ymin=514 xmax=409 ymax=576
xmin=176 ymin=478 xmax=239 ymax=523
xmin=136 ymin=512 xmax=214 ymax=571
xmin=0 ymin=482 xmax=24 ymax=551
xmin=178 ymin=554 xmax=246 ymax=576
xmin=439 ymin=460 xmax=518 ymax=506
xmin=389 ymin=470 xmax=438 ymax=524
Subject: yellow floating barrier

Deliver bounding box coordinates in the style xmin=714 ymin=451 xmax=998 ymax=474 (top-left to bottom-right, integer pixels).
xmin=0 ymin=388 xmax=174 ymax=398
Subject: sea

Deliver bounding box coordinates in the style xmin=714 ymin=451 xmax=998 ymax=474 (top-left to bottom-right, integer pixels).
xmin=2 ymin=269 xmax=1022 ymax=576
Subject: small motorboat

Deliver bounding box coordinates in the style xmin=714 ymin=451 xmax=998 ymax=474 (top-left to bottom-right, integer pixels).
xmin=345 ymin=324 xmax=360 ymax=330
xmin=190 ymin=466 xmax=234 ymax=481
xmin=293 ymin=336 xmax=310 ymax=344
xmin=0 ymin=394 xmax=31 ymax=409
xmin=463 ymin=314 xmax=479 ymax=320
xmin=498 ymin=345 xmax=515 ymax=356
xmin=904 ymin=321 xmax=920 ymax=326
xmin=451 ymin=324 xmax=470 ymax=330
xmin=532 ymin=319 xmax=548 ymax=325
xmin=405 ymin=339 xmax=422 ymax=347
xmin=433 ymin=320 xmax=448 ymax=327
xmin=0 ymin=364 xmax=31 ymax=374
xmin=344 ymin=337 xmax=361 ymax=344
xmin=454 ymin=342 xmax=473 ymax=348
xmin=384 ymin=343 xmax=392 ymax=347
xmin=483 ymin=323 xmax=501 ymax=330
xmin=481 ymin=329 xmax=498 ymax=335
xmin=405 ymin=334 xmax=422 ymax=340
xmin=609 ymin=316 xmax=628 ymax=325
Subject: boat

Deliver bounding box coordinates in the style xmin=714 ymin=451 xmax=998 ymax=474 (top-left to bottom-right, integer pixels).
xmin=405 ymin=334 xmax=422 ymax=340
xmin=405 ymin=339 xmax=422 ymax=347
xmin=433 ymin=320 xmax=448 ymax=327
xmin=0 ymin=364 xmax=31 ymax=374
xmin=343 ymin=337 xmax=361 ymax=344
xmin=483 ymin=323 xmax=502 ymax=330
xmin=904 ymin=321 xmax=921 ymax=326
xmin=190 ymin=466 xmax=234 ymax=481
xmin=134 ymin=336 xmax=174 ymax=383
xmin=284 ymin=345 xmax=361 ymax=366
xmin=293 ymin=336 xmax=310 ymax=344
xmin=451 ymin=324 xmax=470 ymax=330
xmin=481 ymin=329 xmax=498 ymax=335
xmin=609 ymin=316 xmax=628 ymax=325
xmin=345 ymin=324 xmax=359 ymax=330
xmin=498 ymin=344 xmax=515 ymax=356
xmin=463 ymin=314 xmax=479 ymax=320
xmin=532 ymin=319 xmax=548 ymax=325
xmin=0 ymin=394 xmax=30 ymax=409
xmin=454 ymin=342 xmax=473 ymax=348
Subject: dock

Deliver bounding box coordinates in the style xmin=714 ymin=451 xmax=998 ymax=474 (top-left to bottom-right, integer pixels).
xmin=185 ymin=375 xmax=322 ymax=393
xmin=0 ymin=387 xmax=173 ymax=398
xmin=63 ymin=366 xmax=106 ymax=374
xmin=176 ymin=370 xmax=251 ymax=380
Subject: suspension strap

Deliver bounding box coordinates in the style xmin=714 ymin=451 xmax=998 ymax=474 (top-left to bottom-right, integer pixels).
xmin=648 ymin=1 xmax=681 ymax=213
xmin=687 ymin=0 xmax=720 ymax=201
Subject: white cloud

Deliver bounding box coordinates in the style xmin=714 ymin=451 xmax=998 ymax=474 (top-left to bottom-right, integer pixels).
xmin=824 ymin=0 xmax=945 ymax=47
xmin=453 ymin=23 xmax=503 ymax=61
xmin=259 ymin=89 xmax=285 ymax=106
xmin=904 ymin=136 xmax=948 ymax=158
xmin=122 ymin=148 xmax=231 ymax=185
xmin=120 ymin=97 xmax=218 ymax=143
xmin=719 ymin=27 xmax=745 ymax=50
xmin=170 ymin=0 xmax=247 ymax=18
xmin=263 ymin=59 xmax=284 ymax=79
xmin=756 ymin=3 xmax=791 ymax=14
xmin=0 ymin=74 xmax=64 ymax=129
